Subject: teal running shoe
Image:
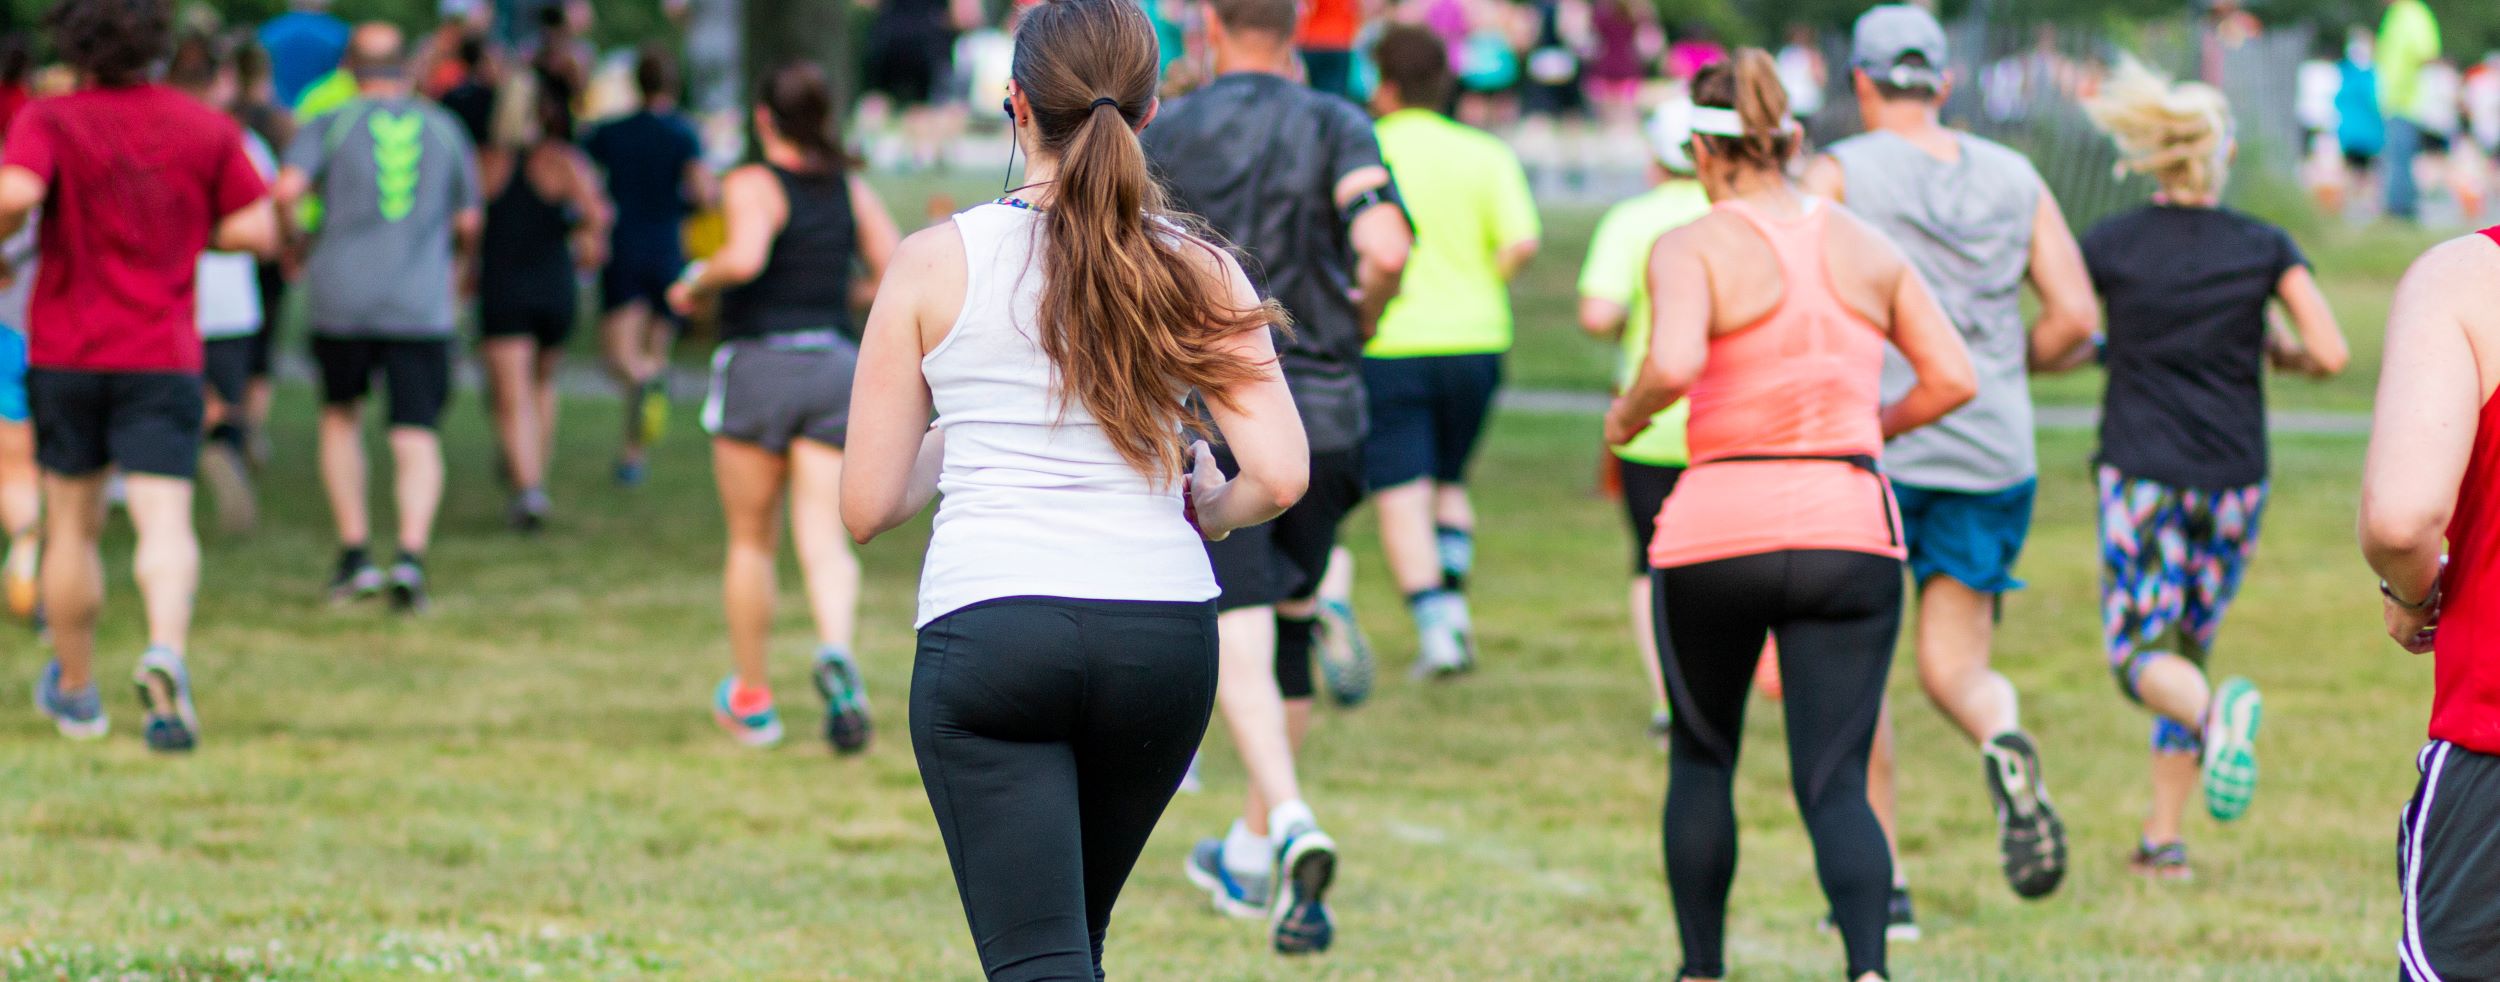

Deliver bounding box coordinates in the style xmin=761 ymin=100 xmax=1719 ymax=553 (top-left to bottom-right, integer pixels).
xmin=812 ymin=647 xmax=872 ymax=754
xmin=1314 ymin=597 xmax=1374 ymax=707
xmin=712 ymin=676 xmax=784 ymax=748
xmin=2202 ymin=676 xmax=2264 ymax=821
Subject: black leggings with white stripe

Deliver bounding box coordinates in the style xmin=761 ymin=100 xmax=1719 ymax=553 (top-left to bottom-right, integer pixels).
xmin=1654 ymin=549 xmax=1901 ymax=981
xmin=2400 ymin=739 xmax=2500 ymax=980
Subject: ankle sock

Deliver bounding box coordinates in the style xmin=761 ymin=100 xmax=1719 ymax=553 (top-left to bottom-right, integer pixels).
xmin=1222 ymin=818 xmax=1270 ymax=876
xmin=1268 ymin=799 xmax=1318 ymax=842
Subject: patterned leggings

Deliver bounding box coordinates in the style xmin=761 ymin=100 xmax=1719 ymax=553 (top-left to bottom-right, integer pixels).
xmin=2098 ymin=466 xmax=2267 ymax=754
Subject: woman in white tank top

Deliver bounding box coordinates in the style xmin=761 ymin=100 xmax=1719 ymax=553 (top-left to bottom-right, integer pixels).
xmin=840 ymin=0 xmax=1309 ymax=976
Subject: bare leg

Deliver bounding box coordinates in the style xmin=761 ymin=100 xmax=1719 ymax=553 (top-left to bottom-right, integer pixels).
xmin=714 ymin=438 xmax=787 ymax=691
xmin=1914 ymin=577 xmax=2020 ymax=743
xmin=1432 ymin=483 xmax=1475 ymax=534
xmin=318 ymin=404 xmax=369 ymax=547
xmin=481 ymin=339 xmax=544 ymax=491
xmin=39 ymin=471 xmax=107 ymax=690
xmin=389 ymin=426 xmax=443 ymax=555
xmin=122 ymin=474 xmax=198 ymax=654
xmin=2143 ymin=750 xmax=2199 ymax=846
xmin=0 ymin=418 xmax=41 ymax=535
xmin=1218 ymin=605 xmax=1302 ymax=836
xmin=786 ymin=439 xmax=859 ymax=653
xmin=2133 ymin=655 xmax=2213 ymax=733
xmin=1372 ymin=479 xmax=1443 ymax=595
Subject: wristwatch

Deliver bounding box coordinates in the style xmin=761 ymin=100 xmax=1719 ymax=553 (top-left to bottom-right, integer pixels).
xmin=2382 ymin=576 xmax=2441 ymax=612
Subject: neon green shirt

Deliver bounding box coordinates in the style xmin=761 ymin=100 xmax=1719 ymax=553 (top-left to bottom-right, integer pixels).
xmin=1579 ymin=180 xmax=1712 ymax=466
xmin=2377 ymin=0 xmax=2442 ymax=120
xmin=1367 ymin=109 xmax=1539 ymax=358
xmin=291 ymin=69 xmax=364 ymax=232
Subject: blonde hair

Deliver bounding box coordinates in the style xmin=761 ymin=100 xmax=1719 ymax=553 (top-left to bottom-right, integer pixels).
xmin=490 ymin=69 xmax=543 ymax=150
xmin=2084 ymin=58 xmax=2233 ymax=199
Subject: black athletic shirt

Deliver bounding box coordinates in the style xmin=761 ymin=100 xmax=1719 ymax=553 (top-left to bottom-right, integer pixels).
xmin=718 ymin=164 xmax=855 ymax=342
xmin=480 ymin=148 xmax=577 ymax=313
xmin=2082 ymin=205 xmax=2308 ymax=490
xmin=1144 ymin=72 xmax=1386 ymax=453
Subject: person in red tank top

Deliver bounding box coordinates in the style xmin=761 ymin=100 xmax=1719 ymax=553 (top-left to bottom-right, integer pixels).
xmin=2361 ymin=226 xmax=2500 ymax=980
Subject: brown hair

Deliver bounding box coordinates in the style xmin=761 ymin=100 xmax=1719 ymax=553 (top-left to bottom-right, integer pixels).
xmin=1013 ymin=0 xmax=1283 ymax=482
xmin=1690 ymin=48 xmax=1797 ymax=173
xmin=1208 ymin=0 xmax=1296 ymax=41
xmin=757 ymin=60 xmax=845 ymax=174
xmin=1371 ymin=24 xmax=1453 ymax=112
xmin=635 ymin=42 xmax=678 ymax=101
xmin=48 ymin=0 xmax=172 ymax=88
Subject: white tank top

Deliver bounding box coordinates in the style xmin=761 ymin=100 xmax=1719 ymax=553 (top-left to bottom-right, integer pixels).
xmin=913 ymin=202 xmax=1219 ymax=627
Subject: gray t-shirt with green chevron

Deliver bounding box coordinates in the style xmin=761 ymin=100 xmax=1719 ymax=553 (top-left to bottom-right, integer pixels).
xmin=287 ymin=96 xmax=479 ymax=338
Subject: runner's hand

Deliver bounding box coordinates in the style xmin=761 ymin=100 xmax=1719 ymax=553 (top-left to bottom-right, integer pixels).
xmin=666 ymin=280 xmax=699 ymax=317
xmin=1603 ymin=399 xmax=1650 ymax=447
xmin=2385 ymin=595 xmax=2439 ymax=655
xmin=1187 ymin=440 xmax=1228 ymax=542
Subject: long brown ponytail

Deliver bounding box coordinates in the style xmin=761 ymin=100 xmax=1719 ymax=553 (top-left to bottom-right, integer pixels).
xmin=1012 ymin=0 xmax=1285 ymax=483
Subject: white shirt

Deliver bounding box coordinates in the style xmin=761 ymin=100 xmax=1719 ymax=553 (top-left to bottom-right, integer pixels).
xmin=197 ymin=131 xmax=278 ymax=340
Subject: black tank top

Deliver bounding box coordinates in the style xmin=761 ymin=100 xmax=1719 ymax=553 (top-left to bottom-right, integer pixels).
xmin=718 ymin=165 xmax=856 ymax=341
xmin=480 ymin=146 xmax=577 ymax=308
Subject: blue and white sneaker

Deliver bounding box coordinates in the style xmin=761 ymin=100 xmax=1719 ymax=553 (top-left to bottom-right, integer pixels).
xmin=1410 ymin=591 xmax=1474 ymax=680
xmin=33 ymin=660 xmax=106 ymax=740
xmin=1435 ymin=525 xmax=1474 ymax=591
xmin=811 ymin=647 xmax=872 ymax=755
xmin=1314 ymin=598 xmax=1375 ymax=707
xmin=1269 ymin=821 xmax=1338 ymax=954
xmin=712 ymin=676 xmax=785 ymax=748
xmin=1183 ymin=838 xmax=1273 ymax=920
xmin=133 ymin=646 xmax=198 ymax=752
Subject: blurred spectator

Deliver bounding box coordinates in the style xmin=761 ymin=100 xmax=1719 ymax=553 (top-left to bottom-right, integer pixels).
xmin=1300 ymin=0 xmax=1366 ymax=100
xmin=2375 ymin=0 xmax=2440 ymax=220
xmin=1581 ymin=0 xmax=1652 ymax=129
xmin=2198 ymin=0 xmax=2260 ymax=87
xmin=2298 ymin=34 xmax=2345 ymax=210
xmin=1518 ymin=0 xmax=1587 ymax=122
xmin=1984 ymin=25 xmax=2082 ymax=124
xmin=418 ymin=0 xmax=493 ymax=97
xmin=1776 ymin=22 xmax=1826 ymax=121
xmin=258 ymin=0 xmax=348 ymax=109
xmin=438 ymin=33 xmax=498 ymax=146
xmin=2338 ymin=28 xmax=2385 ymax=200
xmin=2469 ymin=54 xmax=2500 ymax=156
xmin=1665 ymin=21 xmax=1724 ymax=81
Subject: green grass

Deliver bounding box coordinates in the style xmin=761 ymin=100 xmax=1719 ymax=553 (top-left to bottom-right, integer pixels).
xmin=0 ymin=178 xmax=2431 ymax=979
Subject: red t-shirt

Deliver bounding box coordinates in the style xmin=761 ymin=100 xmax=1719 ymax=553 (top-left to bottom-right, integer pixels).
xmin=2432 ymin=225 xmax=2500 ymax=754
xmin=1298 ymin=0 xmax=1362 ymax=50
xmin=1 ymin=86 xmax=267 ymax=373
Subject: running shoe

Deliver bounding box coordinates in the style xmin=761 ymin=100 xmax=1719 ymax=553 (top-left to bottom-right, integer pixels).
xmin=811 ymin=646 xmax=872 ymax=754
xmin=712 ymin=676 xmax=784 ymax=748
xmin=507 ymin=488 xmax=551 ymax=534
xmin=2130 ymin=840 xmax=2193 ymax=881
xmin=1409 ymin=591 xmax=1475 ymax=680
xmin=1313 ymin=597 xmax=1375 ymax=707
xmin=638 ymin=377 xmax=671 ymax=447
xmin=387 ymin=559 xmax=429 ymax=614
xmin=2202 ymin=676 xmax=2264 ymax=822
xmin=1436 ymin=525 xmax=1474 ymax=592
xmin=6 ymin=536 xmax=38 ymax=622
xmin=328 ymin=555 xmax=386 ymax=605
xmin=1183 ymin=838 xmax=1273 ymax=920
xmin=33 ymin=660 xmax=105 ymax=740
xmin=613 ymin=458 xmax=648 ymax=488
xmin=200 ymin=440 xmax=257 ymax=535
xmin=1269 ymin=819 xmax=1337 ymax=955
xmin=1983 ymin=731 xmax=2068 ymax=899
xmin=133 ymin=646 xmax=199 ymax=752
xmin=1820 ymin=886 xmax=1920 ymax=942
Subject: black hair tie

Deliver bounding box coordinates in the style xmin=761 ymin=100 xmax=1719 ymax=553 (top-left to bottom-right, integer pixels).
xmin=1090 ymin=97 xmax=1120 ymax=112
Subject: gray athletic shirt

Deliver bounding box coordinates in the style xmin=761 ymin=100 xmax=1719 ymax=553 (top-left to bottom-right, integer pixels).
xmin=1830 ymin=130 xmax=2042 ymax=493
xmin=287 ymin=97 xmax=479 ymax=338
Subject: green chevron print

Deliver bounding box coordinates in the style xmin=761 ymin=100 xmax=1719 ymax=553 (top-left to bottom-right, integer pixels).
xmin=368 ymin=110 xmax=426 ymax=222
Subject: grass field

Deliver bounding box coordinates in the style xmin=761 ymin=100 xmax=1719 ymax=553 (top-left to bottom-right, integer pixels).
xmin=0 ymin=179 xmax=2449 ymax=980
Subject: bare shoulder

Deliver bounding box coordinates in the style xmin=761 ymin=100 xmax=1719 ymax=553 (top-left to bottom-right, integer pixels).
xmin=894 ymin=220 xmax=967 ymax=274
xmin=721 ymin=163 xmax=776 ymax=195
xmin=1822 ymin=204 xmax=1907 ymax=272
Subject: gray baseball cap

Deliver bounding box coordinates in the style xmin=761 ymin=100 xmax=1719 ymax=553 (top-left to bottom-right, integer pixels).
xmin=1852 ymin=5 xmax=1949 ymax=90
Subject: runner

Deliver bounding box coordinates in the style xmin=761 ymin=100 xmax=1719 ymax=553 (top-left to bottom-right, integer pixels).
xmin=2074 ymin=61 xmax=2349 ymax=877
xmin=2361 ymin=226 xmax=2500 ymax=982
xmin=478 ymin=66 xmax=608 ymax=532
xmin=257 ymin=0 xmax=346 ymax=109
xmin=0 ymin=193 xmax=33 ymax=624
xmin=232 ymin=41 xmax=294 ymax=470
xmin=1801 ymin=3 xmax=2100 ymax=910
xmin=860 ymin=0 xmax=977 ymax=169
xmin=274 ymin=23 xmax=479 ymax=612
xmin=842 ymin=1 xmax=1306 ymax=975
xmin=1603 ymin=49 xmax=1972 ymax=982
xmin=1143 ymin=0 xmax=1412 ymax=952
xmin=1297 ymin=0 xmax=1364 ymax=101
xmin=1358 ymin=24 xmax=1539 ymax=677
xmin=171 ymin=34 xmax=280 ymax=536
xmin=1579 ymin=99 xmax=1712 ymax=739
xmin=665 ymin=61 xmax=896 ymax=752
xmin=586 ymin=44 xmax=714 ymax=487
xmin=3 ymin=0 xmax=277 ymax=750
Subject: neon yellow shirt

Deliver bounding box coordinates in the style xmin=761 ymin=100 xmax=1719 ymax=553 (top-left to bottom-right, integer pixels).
xmin=1367 ymin=109 xmax=1539 ymax=358
xmin=1579 ymin=180 xmax=1711 ymax=466
xmin=2377 ymin=0 xmax=2442 ymax=120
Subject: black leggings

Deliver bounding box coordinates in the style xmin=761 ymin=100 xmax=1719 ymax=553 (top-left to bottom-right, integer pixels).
xmin=1654 ymin=550 xmax=1901 ymax=980
xmin=911 ymin=596 xmax=1219 ymax=981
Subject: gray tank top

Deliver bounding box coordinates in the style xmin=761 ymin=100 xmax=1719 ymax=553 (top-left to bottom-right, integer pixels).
xmin=1830 ymin=130 xmax=2043 ymax=492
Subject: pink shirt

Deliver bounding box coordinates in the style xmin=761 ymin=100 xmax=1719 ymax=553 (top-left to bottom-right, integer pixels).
xmin=1648 ymin=199 xmax=1904 ymax=570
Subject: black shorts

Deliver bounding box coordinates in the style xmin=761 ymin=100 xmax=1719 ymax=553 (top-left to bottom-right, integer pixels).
xmin=312 ymin=336 xmax=454 ymax=430
xmin=479 ymin=297 xmax=578 ymax=350
xmin=2399 ymin=739 xmax=2500 ymax=980
xmin=1619 ymin=458 xmax=1685 ymax=575
xmin=865 ymin=27 xmax=953 ymax=106
xmin=27 ymin=368 xmax=205 ymax=479
xmin=1360 ymin=352 xmax=1502 ymax=490
xmin=203 ymin=337 xmax=254 ymax=409
xmin=1207 ymin=445 xmax=1365 ymax=611
xmin=601 ymin=254 xmax=682 ymax=316
xmin=1302 ymin=49 xmax=1357 ymax=102
xmin=251 ymin=261 xmax=286 ymax=377
xmin=702 ymin=338 xmax=855 ymax=452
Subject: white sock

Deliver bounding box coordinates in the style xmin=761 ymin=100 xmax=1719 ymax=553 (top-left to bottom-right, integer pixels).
xmin=1222 ymin=819 xmax=1269 ymax=876
xmin=1267 ymin=799 xmax=1318 ymax=842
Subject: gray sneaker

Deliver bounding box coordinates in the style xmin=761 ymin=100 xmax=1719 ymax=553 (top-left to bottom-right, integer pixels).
xmin=33 ymin=660 xmax=106 ymax=740
xmin=1314 ymin=598 xmax=1375 ymax=707
xmin=1269 ymin=820 xmax=1338 ymax=954
xmin=1183 ymin=838 xmax=1272 ymax=920
xmin=133 ymin=646 xmax=199 ymax=752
